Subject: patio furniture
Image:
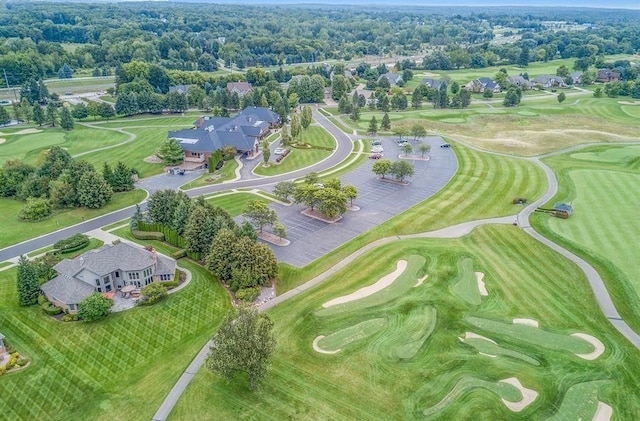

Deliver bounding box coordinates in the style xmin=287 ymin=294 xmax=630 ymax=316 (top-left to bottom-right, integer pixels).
xmin=121 ymin=285 xmax=136 ymax=298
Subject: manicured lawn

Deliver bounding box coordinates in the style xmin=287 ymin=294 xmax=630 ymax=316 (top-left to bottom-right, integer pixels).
xmin=254 ymin=125 xmax=336 ymax=176
xmin=278 ymin=143 xmax=546 ymax=293
xmin=0 ymin=189 xmax=147 ymax=249
xmin=113 ymin=226 xmax=182 ymax=258
xmin=531 ymin=144 xmax=640 ymax=333
xmin=180 ymin=159 xmax=239 ymax=190
xmin=170 ymin=225 xmax=640 ymax=420
xmin=205 ymin=192 xmax=271 ymax=217
xmin=0 ymin=258 xmax=231 ymax=420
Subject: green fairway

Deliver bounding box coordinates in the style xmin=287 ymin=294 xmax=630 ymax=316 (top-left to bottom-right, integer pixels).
xmin=0 ymin=189 xmax=146 ymax=249
xmin=462 ymin=334 xmax=540 ymax=366
xmin=0 ymin=259 xmax=231 ymax=420
xmin=449 ymin=257 xmax=483 ymax=306
xmin=546 ymin=381 xmax=611 ymax=421
xmin=205 ymin=191 xmax=272 ymax=217
xmin=169 ymin=225 xmax=640 ymax=420
xmin=532 ymin=144 xmax=640 ymax=332
xmin=254 ymin=125 xmax=336 ymax=176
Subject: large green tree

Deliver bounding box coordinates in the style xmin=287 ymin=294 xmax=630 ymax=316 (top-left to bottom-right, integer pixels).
xmin=78 ymin=293 xmax=113 ymax=322
xmin=60 ymin=106 xmax=74 ymax=130
xmin=244 ymin=200 xmax=277 ymax=233
xmin=390 ymin=160 xmax=415 ymax=182
xmin=205 ymin=306 xmax=276 ymax=390
xmin=300 ymin=105 xmax=312 ymax=130
xmin=372 ymin=159 xmax=392 ymax=179
xmin=77 ymin=171 xmax=113 ymax=209
xmin=157 ymin=138 xmax=184 ymax=166
xmin=46 ymin=102 xmax=58 ymax=126
xmin=16 ymin=255 xmax=40 ymax=306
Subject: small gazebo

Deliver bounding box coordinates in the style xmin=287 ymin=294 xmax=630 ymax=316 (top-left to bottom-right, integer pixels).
xmin=553 ymin=203 xmax=574 ymax=219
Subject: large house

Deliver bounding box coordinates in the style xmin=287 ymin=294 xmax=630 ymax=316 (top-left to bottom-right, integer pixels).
xmin=227 ymin=82 xmax=252 ymax=97
xmin=507 ymin=75 xmax=533 ymax=90
xmin=596 ymin=69 xmax=621 ymax=83
xmin=420 ymin=78 xmax=443 ymax=90
xmin=169 ymin=85 xmax=190 ymax=95
xmin=378 ymin=72 xmax=403 ymax=86
xmin=168 ymin=106 xmax=279 ymax=167
xmin=41 ymin=243 xmax=177 ymax=314
xmin=531 ymin=75 xmax=567 ymax=88
xmin=466 ymin=77 xmax=501 ymax=93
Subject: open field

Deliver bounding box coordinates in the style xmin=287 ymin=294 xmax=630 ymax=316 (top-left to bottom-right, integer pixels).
xmin=326 ymin=95 xmax=640 ymax=155
xmin=278 ymin=143 xmax=545 ymax=292
xmin=170 ymin=225 xmax=640 ymax=420
xmin=205 ymin=191 xmax=271 ymax=217
xmin=0 ymin=259 xmax=231 ymax=420
xmin=254 ymin=125 xmax=335 ymax=176
xmin=531 ymin=144 xmax=640 ymax=333
xmin=0 ymin=189 xmax=146 ymax=249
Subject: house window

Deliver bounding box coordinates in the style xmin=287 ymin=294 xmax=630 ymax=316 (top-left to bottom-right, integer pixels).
xmin=115 ymin=272 xmax=120 ymax=278
xmin=95 ymin=279 xmax=100 ymax=286
xmin=103 ymin=276 xmax=110 ymax=283
xmin=105 ymin=284 xmax=112 ymax=292
xmin=97 ymin=287 xmax=102 ymax=293
xmin=69 ymin=304 xmax=76 ymax=310
xmin=128 ymin=272 xmax=140 ymax=280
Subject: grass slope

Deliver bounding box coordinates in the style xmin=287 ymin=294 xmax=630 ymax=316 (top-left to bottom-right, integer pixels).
xmin=205 ymin=192 xmax=271 ymax=217
xmin=0 ymin=260 xmax=230 ymax=420
xmin=170 ymin=225 xmax=640 ymax=420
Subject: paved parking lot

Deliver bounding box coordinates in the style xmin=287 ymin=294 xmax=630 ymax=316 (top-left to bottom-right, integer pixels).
xmin=261 ymin=136 xmax=458 ymax=267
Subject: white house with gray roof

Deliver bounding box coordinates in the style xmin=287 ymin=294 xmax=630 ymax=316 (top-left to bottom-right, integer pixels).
xmin=41 ymin=243 xmax=176 ymax=313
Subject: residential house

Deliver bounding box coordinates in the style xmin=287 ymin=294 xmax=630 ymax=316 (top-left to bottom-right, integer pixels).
xmin=465 ymin=77 xmax=501 ymax=93
xmin=531 ymin=75 xmax=567 ymax=88
xmin=168 ymin=106 xmax=279 ymax=167
xmin=569 ymin=71 xmax=583 ymax=85
xmin=507 ymin=75 xmax=533 ymax=90
xmin=227 ymin=82 xmax=252 ymax=97
xmin=420 ymin=78 xmax=443 ymax=90
xmin=378 ymin=72 xmax=403 ymax=86
xmin=596 ymin=69 xmax=621 ymax=83
xmin=329 ymin=69 xmax=354 ymax=81
xmin=169 ymin=85 xmax=190 ymax=95
xmin=40 ymin=243 xmax=177 ymax=314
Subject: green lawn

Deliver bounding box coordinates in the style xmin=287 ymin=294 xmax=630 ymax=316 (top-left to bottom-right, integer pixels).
xmin=180 ymin=159 xmax=239 ymax=190
xmin=254 ymin=125 xmax=336 ymax=176
xmin=170 ymin=225 xmax=640 ymax=420
xmin=0 ymin=189 xmax=146 ymax=249
xmin=205 ymin=192 xmax=271 ymax=217
xmin=0 ymin=259 xmax=231 ymax=420
xmin=531 ymin=144 xmax=640 ymax=333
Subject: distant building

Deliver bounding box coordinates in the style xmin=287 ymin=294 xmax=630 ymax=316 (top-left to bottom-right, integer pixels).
xmin=420 ymin=78 xmax=443 ymax=90
xmin=378 ymin=72 xmax=403 ymax=86
xmin=169 ymin=85 xmax=190 ymax=95
xmin=507 ymin=75 xmax=533 ymax=90
xmin=227 ymin=82 xmax=253 ymax=97
xmin=466 ymin=77 xmax=501 ymax=93
xmin=596 ymin=69 xmax=621 ymax=83
xmin=531 ymin=75 xmax=567 ymax=88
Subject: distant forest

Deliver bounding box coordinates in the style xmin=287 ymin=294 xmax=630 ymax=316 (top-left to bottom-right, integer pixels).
xmin=0 ymin=2 xmax=639 ymax=87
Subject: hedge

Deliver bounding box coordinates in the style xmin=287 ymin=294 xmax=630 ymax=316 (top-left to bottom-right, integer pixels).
xmin=132 ymin=230 xmax=165 ymax=241
xmin=54 ymin=233 xmax=90 ymax=253
xmin=42 ymin=303 xmax=63 ymax=315
xmin=172 ymin=249 xmax=187 ymax=259
xmin=138 ymin=222 xmax=185 ymax=248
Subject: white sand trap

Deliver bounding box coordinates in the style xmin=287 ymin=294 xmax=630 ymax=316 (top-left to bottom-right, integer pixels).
xmin=572 ymin=333 xmax=605 ymax=360
xmin=414 ymin=274 xmax=428 ymax=288
xmin=475 ymin=272 xmax=488 ymax=296
xmin=593 ymin=401 xmax=613 ymax=421
xmin=513 ymin=318 xmax=539 ymax=327
xmin=322 ymin=260 xmax=407 ymax=308
xmin=14 ymin=128 xmax=42 ymax=135
xmin=499 ymin=377 xmax=538 ymax=412
xmin=312 ymin=335 xmax=341 ymax=354
xmin=0 ymin=138 xmax=6 ymax=144
xmin=462 ymin=332 xmax=497 ymax=344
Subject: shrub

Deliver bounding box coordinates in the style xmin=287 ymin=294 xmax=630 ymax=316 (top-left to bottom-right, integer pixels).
xmin=140 ymin=282 xmax=167 ymax=305
xmin=235 ymin=286 xmax=261 ymax=302
xmin=132 ymin=230 xmax=165 ymax=241
xmin=37 ymin=294 xmax=47 ymax=306
xmin=172 ymin=249 xmax=187 ymax=259
xmin=62 ymin=313 xmax=79 ymax=322
xmin=78 ymin=293 xmax=113 ymax=322
xmin=18 ymin=197 xmax=52 ymax=221
xmin=16 ymin=359 xmax=28 ymax=367
xmin=54 ymin=233 xmax=90 ymax=253
xmin=160 ymin=280 xmax=180 ymax=289
xmin=42 ymin=303 xmax=63 ymax=315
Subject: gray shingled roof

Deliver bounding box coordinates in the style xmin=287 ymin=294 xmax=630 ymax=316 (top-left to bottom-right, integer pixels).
xmin=41 ymin=274 xmax=95 ymax=305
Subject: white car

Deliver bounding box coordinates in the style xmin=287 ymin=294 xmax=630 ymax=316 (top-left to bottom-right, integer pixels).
xmin=372 ymin=145 xmax=384 ymax=153
xmin=274 ymin=147 xmax=286 ymax=155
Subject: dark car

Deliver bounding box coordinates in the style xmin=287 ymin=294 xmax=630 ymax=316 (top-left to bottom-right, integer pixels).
xmin=371 ymin=139 xmax=382 ymax=146
xmin=440 ymin=143 xmax=451 ymax=148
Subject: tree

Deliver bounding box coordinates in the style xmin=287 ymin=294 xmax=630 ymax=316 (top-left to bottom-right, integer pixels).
xmin=450 ymin=81 xmax=460 ymax=94
xmin=78 ymin=171 xmax=113 ymax=209
xmin=518 ymin=46 xmax=530 ymax=67
xmin=381 ymin=112 xmax=391 ymax=130
xmin=350 ymin=105 xmax=360 ymax=122
xmin=157 ymin=138 xmax=184 ymax=166
xmin=20 ymin=98 xmax=32 ymax=123
xmin=111 ymin=161 xmax=134 ymax=192
xmin=46 ymin=102 xmax=58 ymax=127
xmin=390 ymin=160 xmax=415 ymax=182
xmin=205 ymin=306 xmax=276 ymax=390
xmin=98 ymin=103 xmax=116 ymax=120
xmin=401 ymin=142 xmax=413 ymax=156
xmin=16 ymin=255 xmax=39 ymax=306
xmin=316 ymin=186 xmax=347 ymax=219
xmin=557 ymin=92 xmax=566 ymax=104
xmin=262 ymin=140 xmax=270 ymax=165
xmin=411 ymin=88 xmax=422 ymax=109
xmin=60 ymin=107 xmax=74 ymax=130
xmin=272 ymin=221 xmax=287 ymax=240
xmin=115 ymin=92 xmax=139 ymax=116
xmin=171 ymin=198 xmax=192 ymax=236
xmin=244 ymin=200 xmax=277 ymax=233
xmin=290 ymin=114 xmax=301 ymax=140
xmin=411 ymin=123 xmax=427 ymax=141
xmin=372 ymin=159 xmax=392 ymax=179
xmin=18 ymin=197 xmax=52 ymax=221
xmin=293 ymin=183 xmax=321 ymax=210
xmin=141 ymin=282 xmax=167 ymax=305
xmin=0 ymin=106 xmax=10 ymax=125
xmin=593 ymin=87 xmax=603 ymax=98
xmin=33 ymin=105 xmax=45 ymax=126
xmin=368 ymin=116 xmax=378 ymax=134
xmin=483 ymin=90 xmax=494 ymax=99
xmin=503 ymin=87 xmax=521 ymax=107
xmin=78 ymin=293 xmax=113 ymax=322
xmin=343 ymin=184 xmax=357 ymax=207
xmin=71 ymin=103 xmax=88 ymax=120
xmin=273 ymin=181 xmax=295 ymax=202
xmin=418 ymin=143 xmax=431 ymax=158
xmin=206 ymin=228 xmax=238 ymax=281
xmin=184 ymin=206 xmax=217 ymax=256
xmin=301 ymin=105 xmax=312 ymax=130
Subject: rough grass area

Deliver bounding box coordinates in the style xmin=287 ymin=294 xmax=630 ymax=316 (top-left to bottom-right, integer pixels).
xmin=531 ymin=144 xmax=640 ymax=333
xmin=278 ymin=144 xmax=546 ymax=293
xmin=0 ymin=259 xmax=230 ymax=420
xmin=0 ymin=189 xmax=146 ymax=249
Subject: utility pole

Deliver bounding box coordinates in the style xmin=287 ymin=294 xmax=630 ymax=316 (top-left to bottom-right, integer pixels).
xmin=2 ymin=69 xmax=18 ymax=103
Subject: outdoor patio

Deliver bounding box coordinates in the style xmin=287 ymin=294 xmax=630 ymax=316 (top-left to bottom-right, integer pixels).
xmin=110 ymin=292 xmax=137 ymax=312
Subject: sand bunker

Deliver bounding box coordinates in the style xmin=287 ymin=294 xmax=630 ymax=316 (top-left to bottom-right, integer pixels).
xmin=571 ymin=333 xmax=605 ymax=360
xmin=499 ymin=377 xmax=538 ymax=412
xmin=13 ymin=128 xmax=42 ymax=135
xmin=414 ymin=274 xmax=428 ymax=288
xmin=322 ymin=260 xmax=407 ymax=308
xmin=593 ymin=401 xmax=613 ymax=421
xmin=143 ymin=155 xmax=163 ymax=163
xmin=0 ymin=138 xmax=5 ymax=144
xmin=462 ymin=332 xmax=497 ymax=344
xmin=475 ymin=272 xmax=488 ymax=296
xmin=618 ymin=100 xmax=640 ymax=105
xmin=312 ymin=335 xmax=341 ymax=354
xmin=513 ymin=318 xmax=539 ymax=327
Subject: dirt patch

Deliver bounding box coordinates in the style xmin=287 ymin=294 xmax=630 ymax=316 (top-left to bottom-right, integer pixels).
xmin=593 ymin=401 xmax=613 ymax=421
xmin=257 ymin=231 xmax=290 ymax=246
xmin=513 ymin=318 xmax=539 ymax=327
xmin=322 ymin=260 xmax=408 ymax=308
xmin=475 ymin=272 xmax=488 ymax=296
xmin=571 ymin=333 xmax=605 ymax=360
xmin=312 ymin=335 xmax=340 ymax=354
xmin=143 ymin=155 xmax=163 ymax=163
xmin=499 ymin=377 xmax=538 ymax=412
xmin=414 ymin=274 xmax=428 ymax=288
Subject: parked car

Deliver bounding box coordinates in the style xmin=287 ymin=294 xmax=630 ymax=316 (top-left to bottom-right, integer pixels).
xmin=372 ymin=145 xmax=384 ymax=153
xmin=274 ymin=147 xmax=286 ymax=155
xmin=371 ymin=139 xmax=382 ymax=146
xmin=440 ymin=143 xmax=451 ymax=148
xmin=369 ymin=153 xmax=384 ymax=159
